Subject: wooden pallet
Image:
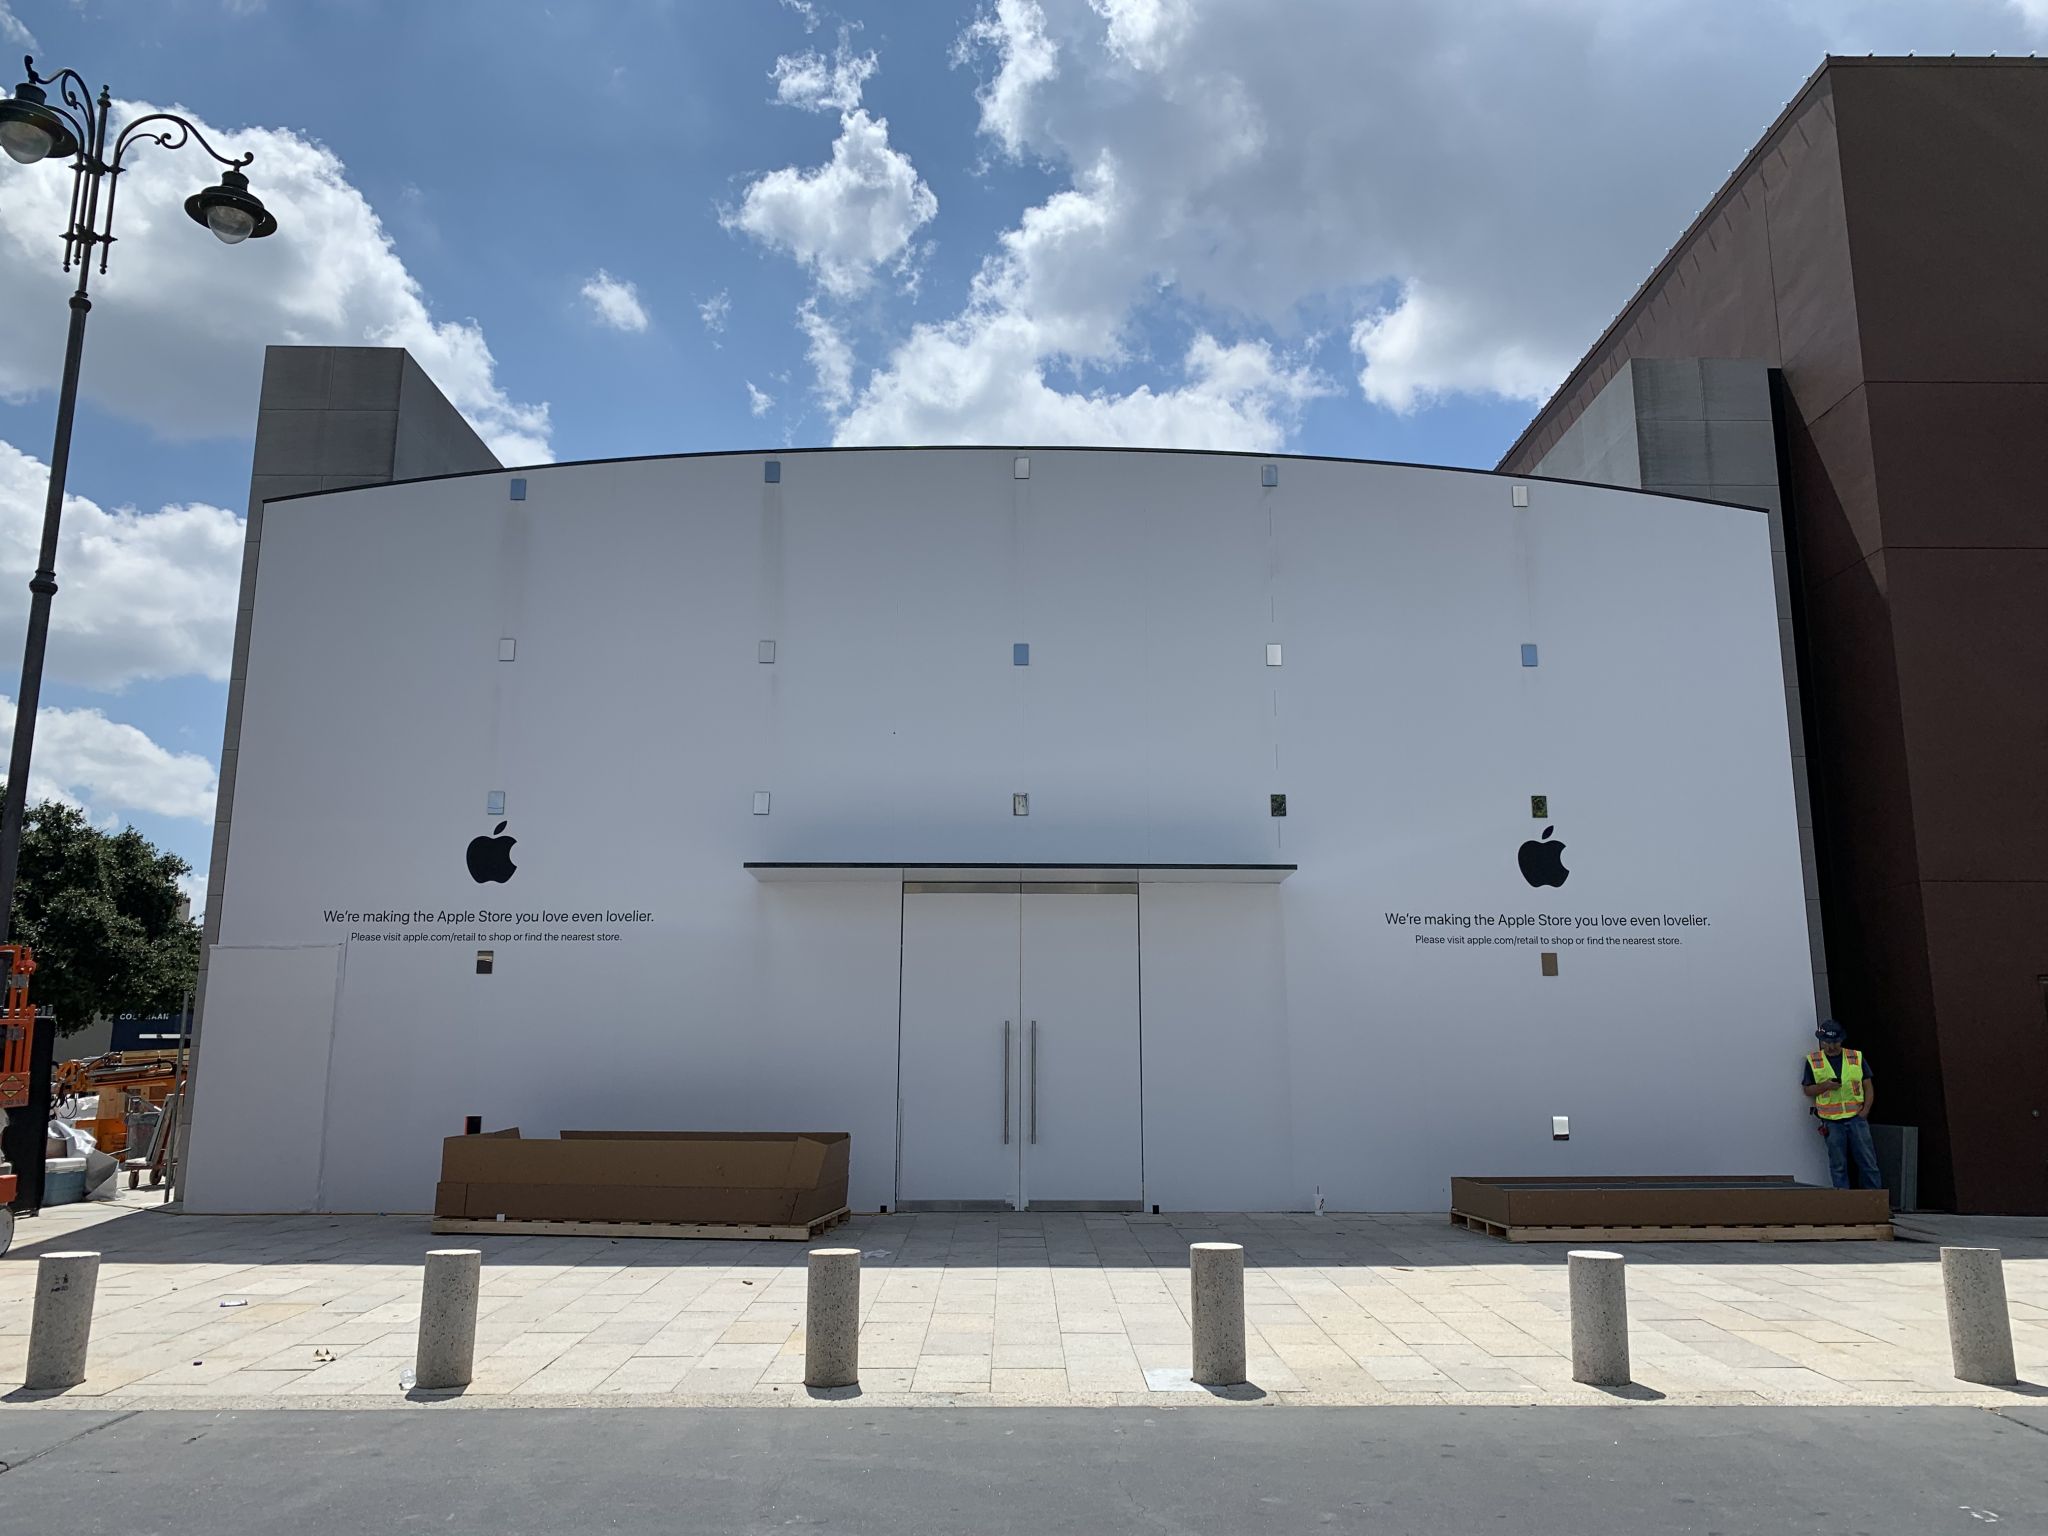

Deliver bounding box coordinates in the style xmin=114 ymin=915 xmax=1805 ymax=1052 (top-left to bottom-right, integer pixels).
xmin=431 ymin=1207 xmax=851 ymax=1242
xmin=1450 ymin=1210 xmax=1892 ymax=1243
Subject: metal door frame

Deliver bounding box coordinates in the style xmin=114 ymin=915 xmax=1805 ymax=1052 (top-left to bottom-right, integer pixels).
xmin=893 ymin=880 xmax=1142 ymax=1212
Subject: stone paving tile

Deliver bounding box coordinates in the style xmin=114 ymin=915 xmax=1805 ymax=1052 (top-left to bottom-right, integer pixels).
xmin=1064 ymin=1354 xmax=1146 ymax=1393
xmin=720 ymin=1317 xmax=799 ymax=1345
xmin=111 ymin=1373 xmax=307 ymax=1399
xmin=637 ymin=1329 xmax=723 ymax=1359
xmin=519 ymin=1363 xmax=615 ymax=1394
xmin=1118 ymin=1305 xmax=1192 ymax=1344
xmin=275 ymin=1354 xmax=398 ymax=1395
xmin=1061 ymin=1330 xmax=1139 ymax=1360
xmin=928 ymin=1311 xmax=995 ymax=1334
xmin=864 ymin=1301 xmax=933 ymax=1324
xmin=6 ymin=1196 xmax=2047 ymax=1409
xmin=1363 ymin=1356 xmax=1454 ymax=1391
xmin=992 ymin=1342 xmax=1066 ymax=1369
xmin=791 ymin=1368 xmax=879 ymax=1398
xmin=677 ymin=1363 xmax=772 ymax=1393
xmin=993 ymin=1367 xmax=1071 ymax=1395
xmin=912 ymin=1357 xmax=991 ymax=1390
xmin=1054 ymin=1308 xmax=1125 ymax=1334
xmin=460 ymin=1357 xmax=552 ymax=1396
xmin=1245 ymin=1354 xmax=1306 ymax=1393
xmin=596 ymin=1358 xmax=692 ymax=1393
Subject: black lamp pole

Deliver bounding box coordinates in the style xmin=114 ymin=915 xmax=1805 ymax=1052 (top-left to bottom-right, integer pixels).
xmin=0 ymin=57 xmax=277 ymax=1215
xmin=0 ymin=56 xmax=278 ymax=947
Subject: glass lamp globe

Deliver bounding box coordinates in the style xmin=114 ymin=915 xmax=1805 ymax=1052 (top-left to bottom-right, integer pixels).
xmin=184 ymin=167 xmax=275 ymax=245
xmin=204 ymin=202 xmax=258 ymax=244
xmin=0 ymin=81 xmax=76 ymax=165
xmin=0 ymin=116 xmax=54 ymax=165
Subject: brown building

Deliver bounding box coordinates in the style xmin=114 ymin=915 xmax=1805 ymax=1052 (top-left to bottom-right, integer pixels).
xmin=1500 ymin=57 xmax=2048 ymax=1213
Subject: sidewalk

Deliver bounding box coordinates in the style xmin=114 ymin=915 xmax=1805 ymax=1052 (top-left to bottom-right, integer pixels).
xmin=2 ymin=1192 xmax=2043 ymax=1409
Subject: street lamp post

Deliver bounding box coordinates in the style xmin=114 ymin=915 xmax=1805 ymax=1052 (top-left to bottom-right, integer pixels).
xmin=0 ymin=56 xmax=276 ymax=943
xmin=0 ymin=56 xmax=276 ymax=1212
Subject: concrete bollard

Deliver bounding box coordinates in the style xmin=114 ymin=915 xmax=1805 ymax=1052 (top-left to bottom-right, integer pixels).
xmin=1190 ymin=1241 xmax=1247 ymax=1386
xmin=1941 ymin=1246 xmax=2017 ymax=1386
xmin=414 ymin=1248 xmax=482 ymax=1390
xmin=25 ymin=1251 xmax=101 ymax=1390
xmin=805 ymin=1247 xmax=861 ymax=1388
xmin=1568 ymin=1249 xmax=1630 ymax=1387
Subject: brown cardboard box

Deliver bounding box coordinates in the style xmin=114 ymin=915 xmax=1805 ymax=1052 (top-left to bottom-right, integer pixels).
xmin=433 ymin=1129 xmax=850 ymax=1226
xmin=1450 ymin=1175 xmax=1891 ymax=1230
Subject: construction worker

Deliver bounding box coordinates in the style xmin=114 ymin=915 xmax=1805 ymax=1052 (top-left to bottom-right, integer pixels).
xmin=1802 ymin=1018 xmax=1882 ymax=1192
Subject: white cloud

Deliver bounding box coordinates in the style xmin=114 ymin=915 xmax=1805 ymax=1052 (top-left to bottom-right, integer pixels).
xmin=2009 ymin=0 xmax=2048 ymax=29
xmin=0 ymin=440 xmax=241 ymax=690
xmin=771 ymin=38 xmax=878 ymax=112
xmin=780 ymin=0 xmax=821 ymax=31
xmin=0 ymin=1 xmax=36 ymax=47
xmin=580 ymin=269 xmax=650 ymax=333
xmin=954 ymin=0 xmax=1060 ymax=159
xmin=812 ymin=137 xmax=1330 ymax=448
xmin=698 ymin=289 xmax=731 ymax=333
xmin=1 ymin=695 xmax=219 ymax=824
xmin=1089 ymin=0 xmax=1193 ymax=71
xmin=0 ymin=100 xmax=549 ymax=462
xmin=746 ymin=381 xmax=775 ymax=417
xmin=1351 ymin=283 xmax=1561 ymax=414
xmin=837 ymin=322 xmax=1327 ymax=448
xmin=725 ymin=109 xmax=938 ymax=298
xmin=798 ymin=300 xmax=856 ymax=412
xmin=828 ymin=0 xmax=2046 ymax=449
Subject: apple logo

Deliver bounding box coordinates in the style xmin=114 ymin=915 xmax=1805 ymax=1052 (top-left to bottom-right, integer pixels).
xmin=1518 ymin=825 xmax=1569 ymax=888
xmin=466 ymin=821 xmax=517 ymax=884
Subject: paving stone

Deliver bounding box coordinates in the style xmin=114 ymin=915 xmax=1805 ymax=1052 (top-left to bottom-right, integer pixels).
xmin=1056 ymin=1309 xmax=1126 ymax=1334
xmin=993 ymin=1367 xmax=1071 ymax=1395
xmin=912 ymin=1357 xmax=991 ymax=1388
xmin=6 ymin=1197 xmax=2044 ymax=1409
xmin=719 ymin=1318 xmax=798 ymax=1345
xmin=992 ymin=1343 xmax=1068 ymax=1369
xmin=596 ymin=1359 xmax=692 ymax=1393
xmin=1064 ymin=1358 xmax=1146 ymax=1393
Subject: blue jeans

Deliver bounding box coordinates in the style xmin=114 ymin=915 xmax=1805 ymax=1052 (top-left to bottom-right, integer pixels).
xmin=1823 ymin=1117 xmax=1884 ymax=1193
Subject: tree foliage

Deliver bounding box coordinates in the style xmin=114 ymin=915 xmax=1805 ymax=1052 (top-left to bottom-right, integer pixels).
xmin=6 ymin=793 xmax=200 ymax=1035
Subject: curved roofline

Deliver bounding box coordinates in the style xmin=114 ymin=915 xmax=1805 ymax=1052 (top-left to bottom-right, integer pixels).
xmin=260 ymin=442 xmax=1767 ymax=516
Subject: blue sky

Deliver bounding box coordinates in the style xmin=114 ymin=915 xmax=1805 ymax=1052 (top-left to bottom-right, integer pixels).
xmin=1 ymin=0 xmax=2042 ymax=907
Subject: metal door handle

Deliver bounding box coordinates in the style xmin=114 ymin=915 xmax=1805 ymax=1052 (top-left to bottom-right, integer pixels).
xmin=1002 ymin=1021 xmax=1011 ymax=1144
xmin=1029 ymin=1021 xmax=1038 ymax=1144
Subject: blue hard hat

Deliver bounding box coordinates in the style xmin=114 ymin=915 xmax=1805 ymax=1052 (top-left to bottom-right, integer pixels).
xmin=1815 ymin=1018 xmax=1845 ymax=1043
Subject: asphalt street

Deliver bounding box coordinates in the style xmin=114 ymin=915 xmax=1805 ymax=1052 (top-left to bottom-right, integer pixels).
xmin=0 ymin=1405 xmax=2043 ymax=1534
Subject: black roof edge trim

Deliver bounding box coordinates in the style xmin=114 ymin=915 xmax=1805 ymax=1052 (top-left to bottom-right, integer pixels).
xmin=743 ymin=861 xmax=1299 ymax=871
xmin=256 ymin=444 xmax=1769 ymax=517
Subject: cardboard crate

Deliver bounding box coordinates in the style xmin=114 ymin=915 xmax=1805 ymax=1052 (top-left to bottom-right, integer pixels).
xmin=1449 ymin=1174 xmax=1891 ymax=1241
xmin=433 ymin=1128 xmax=849 ymax=1228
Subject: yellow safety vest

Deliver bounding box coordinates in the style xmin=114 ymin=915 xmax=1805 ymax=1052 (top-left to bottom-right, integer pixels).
xmin=1807 ymin=1048 xmax=1866 ymax=1121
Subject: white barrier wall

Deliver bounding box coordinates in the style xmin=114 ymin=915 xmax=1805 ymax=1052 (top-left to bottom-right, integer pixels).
xmin=186 ymin=448 xmax=1821 ymax=1212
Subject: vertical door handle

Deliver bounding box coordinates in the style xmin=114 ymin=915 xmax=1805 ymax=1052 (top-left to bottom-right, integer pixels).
xmin=1029 ymin=1020 xmax=1039 ymax=1144
xmin=1002 ymin=1020 xmax=1011 ymax=1145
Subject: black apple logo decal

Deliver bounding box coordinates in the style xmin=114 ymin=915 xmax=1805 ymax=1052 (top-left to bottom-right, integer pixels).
xmin=1518 ymin=825 xmax=1569 ymax=888
xmin=467 ymin=821 xmax=517 ymax=884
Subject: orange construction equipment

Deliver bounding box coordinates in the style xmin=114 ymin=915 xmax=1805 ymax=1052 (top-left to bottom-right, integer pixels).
xmin=0 ymin=944 xmax=34 ymax=1111
xmin=54 ymin=1051 xmax=181 ymax=1160
xmin=1 ymin=947 xmax=33 ymax=1253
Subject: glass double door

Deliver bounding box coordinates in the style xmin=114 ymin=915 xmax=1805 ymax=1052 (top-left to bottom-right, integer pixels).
xmin=897 ymin=883 xmax=1141 ymax=1211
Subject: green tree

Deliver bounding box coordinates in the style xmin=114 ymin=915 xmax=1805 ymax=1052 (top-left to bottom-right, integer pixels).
xmin=5 ymin=792 xmax=200 ymax=1036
